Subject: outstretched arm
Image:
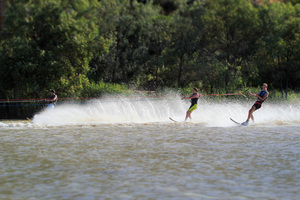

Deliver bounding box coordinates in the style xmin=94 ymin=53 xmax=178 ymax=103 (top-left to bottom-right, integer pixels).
xmin=45 ymin=95 xmax=57 ymax=102
xmin=249 ymin=92 xmax=268 ymax=101
xmin=248 ymin=92 xmax=255 ymax=97
xmin=257 ymin=92 xmax=268 ymax=101
xmin=182 ymin=93 xmax=200 ymax=100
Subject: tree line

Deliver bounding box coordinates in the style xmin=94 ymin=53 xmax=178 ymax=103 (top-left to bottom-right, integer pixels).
xmin=0 ymin=0 xmax=299 ymax=100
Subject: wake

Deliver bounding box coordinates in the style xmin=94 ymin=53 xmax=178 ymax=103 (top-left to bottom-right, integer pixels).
xmin=32 ymin=96 xmax=300 ymax=127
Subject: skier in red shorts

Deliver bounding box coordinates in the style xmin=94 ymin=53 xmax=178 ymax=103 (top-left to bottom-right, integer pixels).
xmin=242 ymin=83 xmax=269 ymax=125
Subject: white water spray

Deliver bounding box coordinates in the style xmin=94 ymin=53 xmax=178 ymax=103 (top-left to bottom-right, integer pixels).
xmin=32 ymin=96 xmax=300 ymax=127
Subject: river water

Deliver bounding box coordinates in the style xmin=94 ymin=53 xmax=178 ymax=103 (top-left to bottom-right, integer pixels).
xmin=0 ymin=97 xmax=299 ymax=199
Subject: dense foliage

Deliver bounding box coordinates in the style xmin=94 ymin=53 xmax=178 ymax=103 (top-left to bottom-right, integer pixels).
xmin=0 ymin=0 xmax=299 ymax=99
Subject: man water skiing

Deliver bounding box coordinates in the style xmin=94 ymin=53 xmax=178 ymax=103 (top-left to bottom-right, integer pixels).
xmin=45 ymin=89 xmax=58 ymax=109
xmin=242 ymin=83 xmax=269 ymax=125
xmin=182 ymin=88 xmax=200 ymax=121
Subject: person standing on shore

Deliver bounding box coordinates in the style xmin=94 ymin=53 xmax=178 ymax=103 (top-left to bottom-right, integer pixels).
xmin=182 ymin=88 xmax=200 ymax=121
xmin=242 ymin=83 xmax=269 ymax=125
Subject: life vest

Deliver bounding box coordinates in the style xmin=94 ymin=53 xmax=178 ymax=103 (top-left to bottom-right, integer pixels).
xmin=49 ymin=94 xmax=57 ymax=105
xmin=190 ymin=93 xmax=199 ymax=105
xmin=257 ymin=90 xmax=268 ymax=103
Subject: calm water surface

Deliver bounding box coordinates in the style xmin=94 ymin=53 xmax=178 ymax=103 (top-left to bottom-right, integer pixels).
xmin=0 ymin=121 xmax=299 ymax=200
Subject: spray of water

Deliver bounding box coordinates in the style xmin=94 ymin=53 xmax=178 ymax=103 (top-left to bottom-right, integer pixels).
xmin=31 ymin=94 xmax=300 ymax=127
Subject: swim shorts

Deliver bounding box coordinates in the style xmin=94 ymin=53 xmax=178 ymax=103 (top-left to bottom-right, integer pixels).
xmin=188 ymin=104 xmax=197 ymax=112
xmin=254 ymin=101 xmax=262 ymax=110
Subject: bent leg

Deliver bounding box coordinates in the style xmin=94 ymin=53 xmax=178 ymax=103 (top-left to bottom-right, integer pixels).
xmin=247 ymin=106 xmax=256 ymax=122
xmin=46 ymin=103 xmax=55 ymax=109
xmin=185 ymin=104 xmax=197 ymax=121
xmin=185 ymin=111 xmax=191 ymax=121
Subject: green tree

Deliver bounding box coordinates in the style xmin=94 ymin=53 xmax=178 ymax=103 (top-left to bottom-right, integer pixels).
xmin=163 ymin=0 xmax=205 ymax=88
xmin=0 ymin=0 xmax=105 ymax=98
xmin=89 ymin=0 xmax=168 ymax=89
xmin=255 ymin=2 xmax=300 ymax=98
xmin=201 ymin=0 xmax=261 ymax=93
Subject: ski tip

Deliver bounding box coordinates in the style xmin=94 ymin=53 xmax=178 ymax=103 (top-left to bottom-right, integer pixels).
xmin=169 ymin=117 xmax=178 ymax=123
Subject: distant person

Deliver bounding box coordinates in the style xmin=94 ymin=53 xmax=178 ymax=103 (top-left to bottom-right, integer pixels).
xmin=45 ymin=89 xmax=57 ymax=109
xmin=242 ymin=83 xmax=269 ymax=125
xmin=182 ymin=88 xmax=200 ymax=121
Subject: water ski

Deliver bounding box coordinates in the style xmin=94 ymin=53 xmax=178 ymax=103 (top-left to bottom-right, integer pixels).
xmin=230 ymin=118 xmax=248 ymax=126
xmin=169 ymin=117 xmax=192 ymax=125
xmin=26 ymin=117 xmax=32 ymax=122
xmin=169 ymin=117 xmax=178 ymax=123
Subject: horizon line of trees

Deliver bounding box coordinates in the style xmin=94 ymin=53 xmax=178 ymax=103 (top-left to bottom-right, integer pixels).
xmin=0 ymin=0 xmax=299 ymax=100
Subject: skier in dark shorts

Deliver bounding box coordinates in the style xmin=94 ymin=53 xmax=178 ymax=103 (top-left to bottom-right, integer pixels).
xmin=242 ymin=83 xmax=269 ymax=125
xmin=45 ymin=89 xmax=58 ymax=109
xmin=182 ymin=88 xmax=200 ymax=121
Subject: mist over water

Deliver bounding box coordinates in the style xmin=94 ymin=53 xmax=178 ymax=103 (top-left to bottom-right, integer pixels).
xmin=31 ymin=95 xmax=300 ymax=127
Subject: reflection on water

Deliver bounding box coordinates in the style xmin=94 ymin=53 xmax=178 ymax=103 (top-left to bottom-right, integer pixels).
xmin=1 ymin=99 xmax=300 ymax=199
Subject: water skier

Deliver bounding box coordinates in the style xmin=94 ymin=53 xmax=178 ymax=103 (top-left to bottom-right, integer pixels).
xmin=242 ymin=83 xmax=269 ymax=125
xmin=182 ymin=88 xmax=200 ymax=121
xmin=45 ymin=89 xmax=58 ymax=109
